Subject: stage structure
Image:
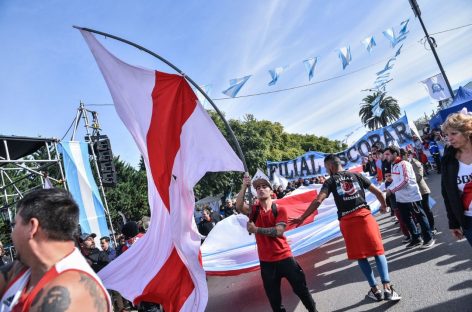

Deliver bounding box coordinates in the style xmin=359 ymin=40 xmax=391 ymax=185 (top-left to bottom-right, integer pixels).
xmin=0 ymin=135 xmax=67 ymax=224
xmin=70 ymin=102 xmax=117 ymax=244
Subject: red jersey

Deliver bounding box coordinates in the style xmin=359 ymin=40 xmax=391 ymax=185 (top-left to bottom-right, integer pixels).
xmin=0 ymin=248 xmax=111 ymax=312
xmin=250 ymin=203 xmax=292 ymax=262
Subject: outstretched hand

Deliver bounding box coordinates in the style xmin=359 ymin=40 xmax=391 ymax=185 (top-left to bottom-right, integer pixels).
xmin=289 ymin=216 xmax=304 ymax=226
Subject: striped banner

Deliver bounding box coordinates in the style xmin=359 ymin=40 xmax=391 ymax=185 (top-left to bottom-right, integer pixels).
xmin=59 ymin=141 xmax=110 ymax=242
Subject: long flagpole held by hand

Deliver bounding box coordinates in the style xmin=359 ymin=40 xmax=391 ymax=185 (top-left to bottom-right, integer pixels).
xmin=73 ymin=26 xmax=252 ymax=204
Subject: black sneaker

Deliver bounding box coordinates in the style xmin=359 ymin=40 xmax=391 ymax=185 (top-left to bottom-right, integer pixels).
xmin=367 ymin=288 xmax=383 ymax=301
xmin=384 ymin=286 xmax=401 ymax=301
xmin=405 ymin=238 xmax=422 ymax=249
xmin=420 ymin=238 xmax=435 ymax=249
xmin=401 ymin=236 xmax=411 ymax=244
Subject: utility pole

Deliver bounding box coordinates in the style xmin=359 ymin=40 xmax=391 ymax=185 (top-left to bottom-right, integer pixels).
xmin=409 ymin=0 xmax=454 ymax=98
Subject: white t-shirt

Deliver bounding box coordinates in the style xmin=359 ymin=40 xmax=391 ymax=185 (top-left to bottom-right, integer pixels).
xmin=457 ymin=161 xmax=472 ymax=217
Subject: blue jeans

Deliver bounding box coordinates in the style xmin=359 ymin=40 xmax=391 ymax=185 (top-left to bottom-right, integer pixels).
xmin=463 ymin=216 xmax=472 ymax=247
xmin=397 ymin=200 xmax=433 ymax=242
xmin=357 ymin=255 xmax=390 ymax=288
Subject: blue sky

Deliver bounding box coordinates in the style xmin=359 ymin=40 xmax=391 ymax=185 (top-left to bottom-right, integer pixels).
xmin=1 ymin=0 xmax=471 ymax=166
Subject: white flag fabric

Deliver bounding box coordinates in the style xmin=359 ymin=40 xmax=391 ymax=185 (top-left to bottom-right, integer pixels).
xmin=421 ymin=73 xmax=452 ymax=101
xmin=79 ymin=30 xmax=244 ymax=312
xmin=250 ymin=168 xmax=271 ymax=196
xmin=272 ymin=171 xmax=289 ymax=190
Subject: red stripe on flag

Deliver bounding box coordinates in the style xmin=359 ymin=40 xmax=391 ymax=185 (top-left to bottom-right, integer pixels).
xmin=148 ymin=72 xmax=197 ymax=210
xmin=134 ymin=247 xmax=194 ymax=311
xmin=144 ymin=72 xmax=198 ymax=310
xmin=275 ymin=190 xmax=319 ymax=231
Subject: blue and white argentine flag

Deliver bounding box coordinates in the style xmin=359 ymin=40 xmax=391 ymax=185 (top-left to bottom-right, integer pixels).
xmin=59 ymin=141 xmax=110 ymax=243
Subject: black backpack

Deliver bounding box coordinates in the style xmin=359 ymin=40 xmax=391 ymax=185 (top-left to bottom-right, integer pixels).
xmin=251 ymin=202 xmax=278 ymax=223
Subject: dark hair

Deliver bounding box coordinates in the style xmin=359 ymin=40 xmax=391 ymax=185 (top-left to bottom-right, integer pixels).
xmin=385 ymin=145 xmax=400 ymax=156
xmin=400 ymin=148 xmax=407 ymax=157
xmin=203 ymin=207 xmax=212 ymax=215
xmin=16 ymin=188 xmax=79 ymax=241
xmin=121 ymin=221 xmax=139 ymax=240
xmin=100 ymin=236 xmax=110 ymax=243
xmin=324 ymin=154 xmax=342 ymax=166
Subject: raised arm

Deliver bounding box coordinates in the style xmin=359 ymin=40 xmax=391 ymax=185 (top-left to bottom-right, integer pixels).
xmin=235 ymin=173 xmax=251 ymax=216
xmin=289 ymin=191 xmax=328 ymax=225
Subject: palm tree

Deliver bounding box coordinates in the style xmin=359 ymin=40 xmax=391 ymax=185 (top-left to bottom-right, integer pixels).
xmin=359 ymin=91 xmax=401 ymax=130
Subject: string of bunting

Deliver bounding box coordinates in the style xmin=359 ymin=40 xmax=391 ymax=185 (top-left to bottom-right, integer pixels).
xmin=195 ymin=18 xmax=411 ymax=102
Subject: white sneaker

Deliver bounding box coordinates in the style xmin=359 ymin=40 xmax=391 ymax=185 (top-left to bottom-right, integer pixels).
xmin=420 ymin=238 xmax=435 ymax=249
xmin=384 ymin=286 xmax=401 ymax=301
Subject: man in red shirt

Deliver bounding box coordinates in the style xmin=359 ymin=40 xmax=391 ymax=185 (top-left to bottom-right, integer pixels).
xmin=236 ymin=174 xmax=317 ymax=312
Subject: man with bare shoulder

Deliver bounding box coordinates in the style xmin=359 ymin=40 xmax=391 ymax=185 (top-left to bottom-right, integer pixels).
xmin=0 ymin=188 xmax=111 ymax=311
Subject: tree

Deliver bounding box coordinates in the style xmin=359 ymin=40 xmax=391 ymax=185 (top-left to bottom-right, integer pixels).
xmin=359 ymin=91 xmax=401 ymax=130
xmin=103 ymin=156 xmax=149 ymax=230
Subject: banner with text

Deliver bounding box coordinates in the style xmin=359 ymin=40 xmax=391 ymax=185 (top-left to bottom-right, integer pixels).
xmin=266 ymin=115 xmax=416 ymax=180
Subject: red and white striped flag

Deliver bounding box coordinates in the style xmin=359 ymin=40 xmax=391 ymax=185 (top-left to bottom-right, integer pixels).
xmin=79 ymin=30 xmax=244 ymax=311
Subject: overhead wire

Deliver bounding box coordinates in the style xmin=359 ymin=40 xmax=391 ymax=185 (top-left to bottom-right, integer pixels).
xmin=79 ymin=22 xmax=472 ymax=106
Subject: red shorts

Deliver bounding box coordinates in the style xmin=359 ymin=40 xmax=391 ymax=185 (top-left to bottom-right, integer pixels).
xmin=340 ymin=208 xmax=384 ymax=260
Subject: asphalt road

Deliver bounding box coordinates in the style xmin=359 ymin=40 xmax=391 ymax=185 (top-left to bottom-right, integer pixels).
xmin=206 ymin=173 xmax=472 ymax=312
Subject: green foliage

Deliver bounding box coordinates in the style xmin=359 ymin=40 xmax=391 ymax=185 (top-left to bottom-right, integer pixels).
xmin=0 ymin=219 xmax=12 ymax=246
xmin=103 ymin=157 xmax=149 ymax=230
xmin=359 ymin=91 xmax=401 ymax=130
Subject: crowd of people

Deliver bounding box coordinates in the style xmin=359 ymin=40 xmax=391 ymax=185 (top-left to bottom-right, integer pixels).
xmin=0 ymin=110 xmax=469 ymax=312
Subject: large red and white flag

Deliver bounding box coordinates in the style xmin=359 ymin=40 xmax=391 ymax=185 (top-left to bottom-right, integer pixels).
xmin=79 ymin=30 xmax=244 ymax=311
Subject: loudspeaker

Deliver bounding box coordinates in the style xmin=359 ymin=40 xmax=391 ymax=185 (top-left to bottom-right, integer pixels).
xmin=102 ymin=172 xmax=117 ymax=187
xmin=89 ymin=135 xmax=117 ymax=187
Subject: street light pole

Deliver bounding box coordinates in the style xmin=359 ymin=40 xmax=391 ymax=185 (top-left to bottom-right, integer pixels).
xmin=409 ymin=0 xmax=454 ymax=98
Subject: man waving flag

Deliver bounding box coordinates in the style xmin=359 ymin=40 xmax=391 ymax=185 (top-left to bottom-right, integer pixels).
xmin=79 ymin=30 xmax=244 ymax=312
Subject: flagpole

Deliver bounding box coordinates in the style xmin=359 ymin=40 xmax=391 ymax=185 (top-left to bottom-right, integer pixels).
xmin=408 ymin=0 xmax=454 ymax=98
xmin=73 ymin=26 xmax=248 ymax=172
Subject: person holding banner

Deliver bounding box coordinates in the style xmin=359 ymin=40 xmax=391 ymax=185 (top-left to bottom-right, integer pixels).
xmin=441 ymin=110 xmax=472 ymax=247
xmin=291 ymin=154 xmax=401 ymax=302
xmin=236 ymin=174 xmax=318 ymax=312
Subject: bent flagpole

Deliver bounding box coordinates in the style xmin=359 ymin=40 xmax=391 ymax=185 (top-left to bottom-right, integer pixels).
xmin=72 ymin=25 xmax=248 ymax=172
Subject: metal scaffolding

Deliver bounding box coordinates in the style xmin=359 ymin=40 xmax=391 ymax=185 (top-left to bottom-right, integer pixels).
xmin=0 ymin=136 xmax=67 ymax=223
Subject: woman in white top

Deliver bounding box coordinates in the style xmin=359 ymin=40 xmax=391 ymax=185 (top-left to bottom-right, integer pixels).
xmin=441 ymin=108 xmax=472 ymax=247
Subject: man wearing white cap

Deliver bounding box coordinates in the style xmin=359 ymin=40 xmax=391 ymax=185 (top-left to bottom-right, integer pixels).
xmin=236 ymin=174 xmax=317 ymax=312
